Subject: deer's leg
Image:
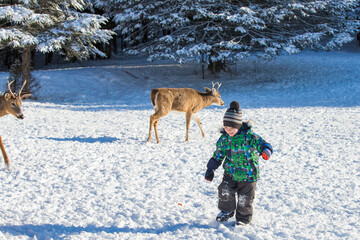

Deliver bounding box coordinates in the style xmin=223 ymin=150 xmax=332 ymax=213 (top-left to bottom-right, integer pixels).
xmin=0 ymin=136 xmax=10 ymax=170
xmin=148 ymin=112 xmax=165 ymax=143
xmin=147 ymin=117 xmax=153 ymax=142
xmin=148 ymin=97 xmax=171 ymax=143
xmin=154 ymin=120 xmax=160 ymax=143
xmin=148 ymin=114 xmax=159 ymax=143
xmin=185 ymin=112 xmax=192 ymax=141
xmin=192 ymin=114 xmax=205 ymax=138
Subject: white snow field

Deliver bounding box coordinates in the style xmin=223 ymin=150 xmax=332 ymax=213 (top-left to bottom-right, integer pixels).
xmin=0 ymin=44 xmax=359 ymax=239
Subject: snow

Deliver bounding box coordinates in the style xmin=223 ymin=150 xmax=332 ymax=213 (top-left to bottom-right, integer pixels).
xmin=0 ymin=42 xmax=359 ymax=239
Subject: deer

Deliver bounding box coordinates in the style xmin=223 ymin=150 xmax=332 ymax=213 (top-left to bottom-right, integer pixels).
xmin=147 ymin=82 xmax=225 ymax=143
xmin=0 ymin=80 xmax=32 ymax=170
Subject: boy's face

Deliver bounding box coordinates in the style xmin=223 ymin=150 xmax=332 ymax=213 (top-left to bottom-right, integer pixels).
xmin=224 ymin=126 xmax=239 ymax=137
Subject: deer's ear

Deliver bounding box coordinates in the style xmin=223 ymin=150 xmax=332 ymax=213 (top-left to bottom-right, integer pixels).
xmin=20 ymin=92 xmax=32 ymax=100
xmin=203 ymin=87 xmax=211 ymax=93
xmin=4 ymin=93 xmax=11 ymax=100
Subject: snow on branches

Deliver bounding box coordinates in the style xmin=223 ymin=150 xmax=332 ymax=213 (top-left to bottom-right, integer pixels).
xmin=97 ymin=0 xmax=359 ymax=63
xmin=0 ymin=0 xmax=114 ymax=60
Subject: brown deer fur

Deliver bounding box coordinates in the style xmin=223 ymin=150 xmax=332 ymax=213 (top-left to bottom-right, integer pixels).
xmin=147 ymin=82 xmax=224 ymax=143
xmin=0 ymin=81 xmax=31 ymax=170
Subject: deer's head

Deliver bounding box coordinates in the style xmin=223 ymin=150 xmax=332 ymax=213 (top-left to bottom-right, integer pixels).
xmin=2 ymin=81 xmax=32 ymax=119
xmin=204 ymin=82 xmax=225 ymax=106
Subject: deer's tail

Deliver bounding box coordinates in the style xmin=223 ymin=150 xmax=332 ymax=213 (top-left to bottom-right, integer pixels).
xmin=150 ymin=89 xmax=159 ymax=107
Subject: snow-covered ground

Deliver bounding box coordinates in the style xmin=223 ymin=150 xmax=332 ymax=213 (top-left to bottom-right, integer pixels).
xmin=0 ymin=42 xmax=359 ymax=239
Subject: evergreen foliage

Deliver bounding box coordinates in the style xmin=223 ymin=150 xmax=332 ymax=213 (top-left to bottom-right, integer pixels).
xmin=7 ymin=58 xmax=40 ymax=96
xmin=7 ymin=59 xmax=22 ymax=93
xmin=94 ymin=0 xmax=360 ymax=63
xmin=0 ymin=0 xmax=114 ymax=60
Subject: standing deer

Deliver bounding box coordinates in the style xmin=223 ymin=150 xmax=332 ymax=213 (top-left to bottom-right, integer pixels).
xmin=0 ymin=81 xmax=31 ymax=170
xmin=147 ymin=82 xmax=225 ymax=143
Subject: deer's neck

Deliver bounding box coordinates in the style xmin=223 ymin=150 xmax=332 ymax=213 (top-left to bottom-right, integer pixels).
xmin=0 ymin=99 xmax=6 ymax=117
xmin=201 ymin=94 xmax=215 ymax=107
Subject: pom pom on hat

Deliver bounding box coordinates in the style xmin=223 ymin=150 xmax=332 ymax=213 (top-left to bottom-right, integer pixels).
xmin=223 ymin=101 xmax=243 ymax=129
xmin=229 ymin=101 xmax=240 ymax=111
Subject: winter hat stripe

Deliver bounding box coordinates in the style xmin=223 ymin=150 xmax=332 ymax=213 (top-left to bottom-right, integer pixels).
xmin=224 ymin=112 xmax=242 ymax=119
xmin=224 ymin=118 xmax=243 ymax=124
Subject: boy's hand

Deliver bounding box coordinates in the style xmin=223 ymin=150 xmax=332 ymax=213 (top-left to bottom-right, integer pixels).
xmin=262 ymin=148 xmax=272 ymax=160
xmin=205 ymin=169 xmax=214 ymax=182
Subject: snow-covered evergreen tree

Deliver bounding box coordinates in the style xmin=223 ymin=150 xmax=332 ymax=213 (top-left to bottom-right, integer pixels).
xmin=96 ymin=0 xmax=359 ymax=64
xmin=0 ymin=0 xmax=114 ymax=90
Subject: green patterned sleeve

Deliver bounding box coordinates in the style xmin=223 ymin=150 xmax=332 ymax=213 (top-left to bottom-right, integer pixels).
xmin=212 ymin=135 xmax=226 ymax=162
xmin=249 ymin=130 xmax=266 ymax=153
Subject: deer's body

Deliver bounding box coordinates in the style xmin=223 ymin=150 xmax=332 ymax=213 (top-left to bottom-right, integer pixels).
xmin=0 ymin=81 xmax=31 ymax=170
xmin=147 ymin=83 xmax=224 ymax=143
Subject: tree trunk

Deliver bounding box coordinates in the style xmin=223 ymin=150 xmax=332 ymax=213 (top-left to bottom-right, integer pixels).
xmin=105 ymin=42 xmax=111 ymax=59
xmin=112 ymin=36 xmax=117 ymax=54
xmin=4 ymin=48 xmax=12 ymax=68
xmin=21 ymin=46 xmax=32 ymax=92
xmin=208 ymin=59 xmax=225 ymax=74
xmin=201 ymin=54 xmax=205 ymax=79
xmin=45 ymin=52 xmax=53 ymax=65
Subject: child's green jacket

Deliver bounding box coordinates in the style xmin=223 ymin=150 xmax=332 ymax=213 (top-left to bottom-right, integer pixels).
xmin=209 ymin=123 xmax=273 ymax=182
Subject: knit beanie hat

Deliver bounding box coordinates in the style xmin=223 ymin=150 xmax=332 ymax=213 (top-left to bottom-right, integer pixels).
xmin=223 ymin=101 xmax=242 ymax=129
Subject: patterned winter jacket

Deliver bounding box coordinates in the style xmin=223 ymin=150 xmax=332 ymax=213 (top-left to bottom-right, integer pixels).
xmin=207 ymin=122 xmax=272 ymax=182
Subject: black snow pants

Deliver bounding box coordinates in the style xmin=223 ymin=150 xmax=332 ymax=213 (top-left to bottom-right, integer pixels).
xmin=218 ymin=174 xmax=256 ymax=224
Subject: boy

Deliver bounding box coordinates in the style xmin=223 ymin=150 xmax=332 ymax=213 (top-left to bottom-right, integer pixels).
xmin=205 ymin=101 xmax=273 ymax=226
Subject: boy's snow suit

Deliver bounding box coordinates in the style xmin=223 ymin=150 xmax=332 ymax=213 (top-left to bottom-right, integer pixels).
xmin=206 ymin=122 xmax=273 ymax=223
xmin=207 ymin=123 xmax=272 ymax=182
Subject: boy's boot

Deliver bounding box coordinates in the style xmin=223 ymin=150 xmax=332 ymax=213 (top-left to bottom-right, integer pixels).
xmin=216 ymin=211 xmax=234 ymax=222
xmin=236 ymin=220 xmax=248 ymax=226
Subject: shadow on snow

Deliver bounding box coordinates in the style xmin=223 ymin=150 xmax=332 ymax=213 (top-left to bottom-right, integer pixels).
xmin=0 ymin=223 xmax=212 ymax=239
xmin=42 ymin=136 xmax=120 ymax=143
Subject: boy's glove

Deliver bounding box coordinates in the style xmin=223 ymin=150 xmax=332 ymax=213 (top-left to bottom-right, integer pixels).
xmin=205 ymin=169 xmax=215 ymax=182
xmin=262 ymin=148 xmax=272 ymax=160
xmin=205 ymin=158 xmax=221 ymax=182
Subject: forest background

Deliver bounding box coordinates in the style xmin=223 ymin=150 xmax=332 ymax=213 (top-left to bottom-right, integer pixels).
xmin=0 ymin=1 xmax=359 ymax=239
xmin=1 ymin=0 xmax=360 ymax=91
